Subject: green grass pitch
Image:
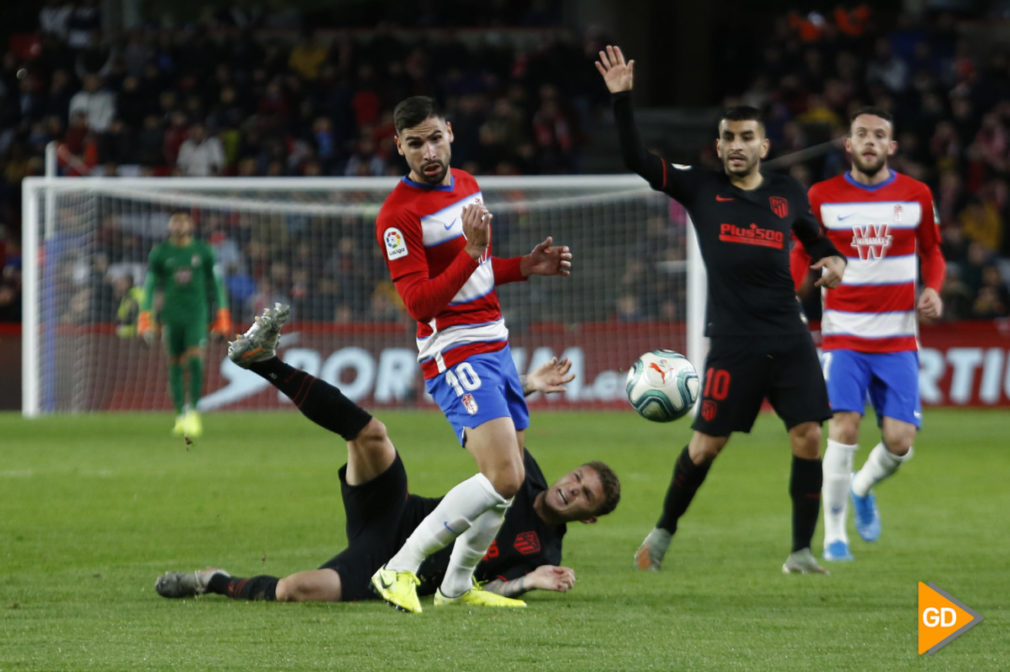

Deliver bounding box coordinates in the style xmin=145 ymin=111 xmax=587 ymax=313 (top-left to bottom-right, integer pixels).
xmin=1 ymin=408 xmax=1006 ymax=671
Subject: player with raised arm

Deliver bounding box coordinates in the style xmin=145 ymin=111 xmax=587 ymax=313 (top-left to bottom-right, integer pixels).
xmin=137 ymin=212 xmax=231 ymax=440
xmin=155 ymin=304 xmax=620 ymax=605
xmin=371 ymin=96 xmax=573 ymax=612
xmin=790 ymin=108 xmax=946 ymax=562
xmin=595 ymin=45 xmax=846 ymax=574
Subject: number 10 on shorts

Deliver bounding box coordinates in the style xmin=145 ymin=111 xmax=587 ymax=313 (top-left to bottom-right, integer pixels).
xmin=447 ymin=362 xmax=482 ymax=415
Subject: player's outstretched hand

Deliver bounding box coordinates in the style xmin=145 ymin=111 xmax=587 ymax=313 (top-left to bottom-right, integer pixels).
xmin=812 ymin=255 xmax=846 ymax=289
xmin=461 ymin=202 xmax=491 ymax=261
xmin=526 ymin=565 xmax=577 ymax=593
xmin=525 ymin=356 xmax=575 ymax=395
xmin=521 ymin=236 xmax=572 ymax=277
xmin=917 ymin=287 xmax=943 ymax=321
xmin=595 ymin=44 xmax=635 ymax=94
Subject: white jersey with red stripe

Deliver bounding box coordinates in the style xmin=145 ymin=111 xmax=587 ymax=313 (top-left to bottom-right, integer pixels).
xmin=806 ymin=170 xmax=945 ymax=353
xmin=376 ymin=168 xmax=509 ymax=378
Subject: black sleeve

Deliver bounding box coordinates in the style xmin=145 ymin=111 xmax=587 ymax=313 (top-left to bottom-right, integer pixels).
xmin=493 ymin=534 xmax=563 ymax=584
xmin=612 ymin=92 xmax=666 ymax=189
xmin=791 ymin=182 xmax=842 ymax=262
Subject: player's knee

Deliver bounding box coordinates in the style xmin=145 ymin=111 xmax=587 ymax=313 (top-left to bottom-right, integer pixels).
xmin=355 ymin=417 xmax=389 ymax=445
xmin=790 ymin=422 xmax=822 ymax=458
xmin=691 ymin=444 xmax=720 ymax=465
xmin=689 ymin=433 xmax=727 ymax=464
xmin=489 ymin=463 xmax=524 ymax=499
xmin=829 ymin=412 xmax=860 ymax=444
xmin=883 ymin=433 xmax=913 ymax=456
xmin=881 ymin=419 xmax=916 ymax=456
xmin=492 ymin=475 xmax=521 ymax=499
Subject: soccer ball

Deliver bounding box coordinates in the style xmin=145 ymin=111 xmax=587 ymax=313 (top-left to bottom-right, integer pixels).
xmin=625 ymin=349 xmax=700 ymax=422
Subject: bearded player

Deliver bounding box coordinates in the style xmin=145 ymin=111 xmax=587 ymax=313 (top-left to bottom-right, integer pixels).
xmin=371 ymin=96 xmax=572 ymax=612
xmin=597 ymin=45 xmax=846 ymax=576
xmin=138 ymin=212 xmax=232 ymax=439
xmin=791 ymin=107 xmax=946 ymax=562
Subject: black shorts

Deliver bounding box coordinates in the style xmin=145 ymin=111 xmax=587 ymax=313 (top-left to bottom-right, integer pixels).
xmin=691 ymin=332 xmax=831 ymax=435
xmin=318 ymin=454 xmax=435 ymax=601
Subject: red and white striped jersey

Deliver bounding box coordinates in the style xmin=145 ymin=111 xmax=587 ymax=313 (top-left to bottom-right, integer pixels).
xmin=376 ymin=168 xmax=526 ymax=379
xmin=791 ymin=170 xmax=946 ymax=353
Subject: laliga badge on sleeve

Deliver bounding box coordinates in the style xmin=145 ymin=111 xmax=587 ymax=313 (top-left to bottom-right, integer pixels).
xmin=384 ymin=227 xmax=408 ymax=260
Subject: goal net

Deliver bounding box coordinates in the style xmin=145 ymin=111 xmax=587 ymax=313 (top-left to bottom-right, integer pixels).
xmin=21 ymin=176 xmax=704 ymax=416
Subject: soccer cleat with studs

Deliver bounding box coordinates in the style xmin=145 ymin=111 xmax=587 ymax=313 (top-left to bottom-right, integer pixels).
xmin=370 ymin=565 xmax=422 ymax=614
xmin=782 ymin=548 xmax=830 ymax=575
xmin=155 ymin=567 xmax=229 ymax=598
xmin=433 ymin=584 xmax=526 ymax=609
xmin=184 ymin=410 xmax=203 ymax=438
xmin=823 ymin=539 xmax=854 ymax=562
xmin=850 ymin=485 xmax=881 ymax=542
xmin=228 ymin=303 xmax=292 ymax=368
xmin=634 ymin=527 xmax=671 ymax=571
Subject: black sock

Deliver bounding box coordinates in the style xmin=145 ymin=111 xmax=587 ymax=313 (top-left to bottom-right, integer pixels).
xmin=248 ymin=358 xmax=372 ymax=441
xmin=207 ymin=574 xmax=279 ymax=601
xmin=790 ymin=456 xmax=823 ymax=552
xmin=656 ymin=445 xmax=712 ymax=534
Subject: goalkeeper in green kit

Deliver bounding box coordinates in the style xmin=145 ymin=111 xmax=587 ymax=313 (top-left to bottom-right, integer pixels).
xmin=138 ymin=212 xmax=232 ymax=439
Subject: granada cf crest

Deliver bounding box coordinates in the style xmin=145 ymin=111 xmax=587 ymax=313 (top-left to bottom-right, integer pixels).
xmin=769 ymin=196 xmax=789 ymax=219
xmin=462 ymin=393 xmax=479 ymax=415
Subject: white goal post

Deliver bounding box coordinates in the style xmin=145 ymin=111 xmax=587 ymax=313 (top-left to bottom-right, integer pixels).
xmin=21 ymin=175 xmax=705 ymax=416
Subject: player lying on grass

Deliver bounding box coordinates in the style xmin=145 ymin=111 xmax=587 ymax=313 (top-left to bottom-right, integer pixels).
xmin=155 ymin=304 xmax=621 ymax=609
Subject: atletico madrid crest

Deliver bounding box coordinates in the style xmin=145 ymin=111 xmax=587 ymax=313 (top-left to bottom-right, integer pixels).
xmin=701 ymin=400 xmax=717 ymax=422
xmin=769 ymin=196 xmax=789 ymax=219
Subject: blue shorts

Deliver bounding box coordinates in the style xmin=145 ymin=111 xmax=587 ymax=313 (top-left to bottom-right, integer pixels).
xmin=425 ymin=345 xmax=530 ymax=446
xmin=821 ymin=349 xmax=921 ymax=428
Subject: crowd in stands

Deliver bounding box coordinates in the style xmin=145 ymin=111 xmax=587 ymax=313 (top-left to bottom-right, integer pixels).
xmin=743 ymin=7 xmax=1010 ymax=322
xmin=0 ymin=2 xmax=1007 ymax=326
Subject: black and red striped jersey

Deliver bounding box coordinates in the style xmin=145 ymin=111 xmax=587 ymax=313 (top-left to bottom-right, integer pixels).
xmin=612 ymin=92 xmax=841 ymax=337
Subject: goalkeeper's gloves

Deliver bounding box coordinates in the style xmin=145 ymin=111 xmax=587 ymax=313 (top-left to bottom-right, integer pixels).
xmin=210 ymin=307 xmax=233 ymax=340
xmin=137 ymin=310 xmax=157 ymax=345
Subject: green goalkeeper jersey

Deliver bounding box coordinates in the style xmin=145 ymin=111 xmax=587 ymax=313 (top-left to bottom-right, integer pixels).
xmin=141 ymin=239 xmax=226 ymax=324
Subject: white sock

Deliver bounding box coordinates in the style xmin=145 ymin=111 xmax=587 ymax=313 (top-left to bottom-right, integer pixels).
xmin=822 ymin=440 xmax=858 ymax=545
xmin=851 ymin=442 xmax=913 ymax=497
xmin=439 ymin=497 xmax=512 ymax=598
xmin=386 ymin=472 xmax=506 ymax=573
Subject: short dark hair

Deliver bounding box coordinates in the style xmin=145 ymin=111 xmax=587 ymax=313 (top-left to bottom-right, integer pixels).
xmin=849 ymin=106 xmax=895 ymax=136
xmin=850 ymin=106 xmax=893 ymax=125
xmin=719 ymin=105 xmax=765 ymax=134
xmin=722 ymin=105 xmax=763 ymax=123
xmin=393 ymin=96 xmax=444 ymax=134
xmin=585 ymin=461 xmax=621 ymax=517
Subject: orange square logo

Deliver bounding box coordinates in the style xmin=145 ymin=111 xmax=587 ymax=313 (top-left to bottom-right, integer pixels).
xmin=918 ymin=582 xmax=983 ymax=654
